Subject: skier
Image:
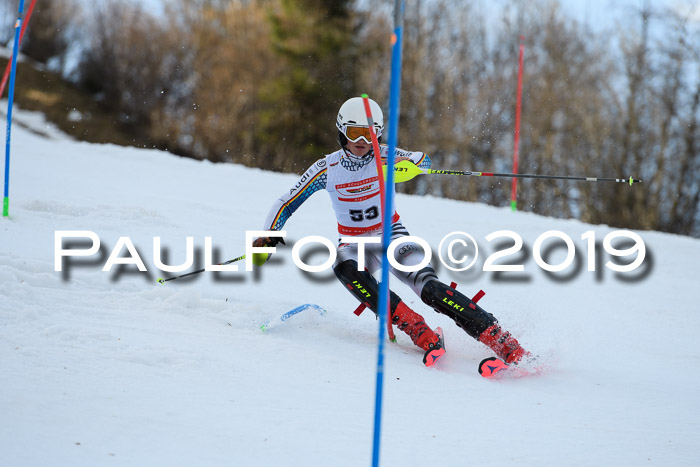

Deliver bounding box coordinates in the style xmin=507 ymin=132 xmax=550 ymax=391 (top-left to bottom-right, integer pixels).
xmin=253 ymin=96 xmax=527 ymax=367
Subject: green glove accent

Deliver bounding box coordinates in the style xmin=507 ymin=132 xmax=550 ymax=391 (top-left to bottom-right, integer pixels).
xmin=251 ymin=236 xmax=284 ymax=266
xmin=252 ymin=252 xmax=269 ymax=266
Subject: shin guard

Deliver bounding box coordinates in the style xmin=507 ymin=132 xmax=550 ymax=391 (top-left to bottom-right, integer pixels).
xmin=334 ymin=260 xmax=440 ymax=352
xmin=420 ymin=280 xmax=497 ymax=339
xmin=333 ymin=260 xmax=401 ymax=313
xmin=421 ymin=280 xmax=526 ymax=363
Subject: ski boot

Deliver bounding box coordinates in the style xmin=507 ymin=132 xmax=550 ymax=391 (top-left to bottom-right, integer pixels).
xmin=478 ymin=324 xmax=527 ymax=364
xmin=393 ymin=301 xmax=445 ymax=366
xmin=420 ymin=280 xmax=528 ymax=364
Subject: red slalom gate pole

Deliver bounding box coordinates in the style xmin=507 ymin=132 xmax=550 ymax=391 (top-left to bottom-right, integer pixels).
xmin=361 ymin=93 xmax=395 ymax=343
xmin=511 ymin=35 xmax=524 ymax=211
xmin=0 ymin=0 xmax=36 ymax=98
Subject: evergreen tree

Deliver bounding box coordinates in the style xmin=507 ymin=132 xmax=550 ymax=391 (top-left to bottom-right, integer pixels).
xmin=258 ymin=0 xmax=357 ymax=171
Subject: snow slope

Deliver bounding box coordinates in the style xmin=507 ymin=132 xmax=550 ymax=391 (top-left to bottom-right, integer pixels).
xmin=1 ymin=107 xmax=699 ymax=466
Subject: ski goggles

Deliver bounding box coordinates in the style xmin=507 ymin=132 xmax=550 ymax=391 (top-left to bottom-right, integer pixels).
xmin=343 ymin=125 xmax=373 ymax=143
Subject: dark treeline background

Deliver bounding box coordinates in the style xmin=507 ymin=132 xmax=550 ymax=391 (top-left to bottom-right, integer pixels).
xmin=2 ymin=0 xmax=699 ymax=237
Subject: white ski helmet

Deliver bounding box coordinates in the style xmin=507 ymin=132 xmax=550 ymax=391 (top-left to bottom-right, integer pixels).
xmin=336 ymin=97 xmax=384 ymax=147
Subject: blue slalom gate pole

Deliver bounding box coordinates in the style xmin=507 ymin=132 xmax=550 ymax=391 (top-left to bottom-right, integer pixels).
xmin=371 ymin=1 xmax=405 ymax=466
xmin=3 ymin=0 xmax=26 ymax=217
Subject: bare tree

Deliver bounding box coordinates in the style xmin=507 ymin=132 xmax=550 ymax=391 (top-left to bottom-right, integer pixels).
xmin=654 ymin=4 xmax=700 ymax=235
xmin=150 ymin=0 xmax=282 ymax=163
xmin=77 ymin=1 xmax=188 ymax=146
xmin=0 ymin=0 xmax=16 ymax=46
xmin=600 ymin=2 xmax=700 ymax=235
xmin=57 ymin=0 xmax=700 ymax=236
xmin=20 ymin=0 xmax=74 ymax=71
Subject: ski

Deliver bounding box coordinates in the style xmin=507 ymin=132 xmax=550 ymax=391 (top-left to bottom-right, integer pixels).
xmin=478 ymin=357 xmax=509 ymax=378
xmin=260 ymin=304 xmax=326 ymax=332
xmin=423 ymin=327 xmax=446 ymax=367
xmin=478 ymin=356 xmax=543 ymax=378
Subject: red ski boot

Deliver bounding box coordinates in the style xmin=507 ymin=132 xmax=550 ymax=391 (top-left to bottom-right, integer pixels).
xmin=392 ymin=301 xmax=445 ymax=366
xmin=478 ymin=324 xmax=526 ymax=364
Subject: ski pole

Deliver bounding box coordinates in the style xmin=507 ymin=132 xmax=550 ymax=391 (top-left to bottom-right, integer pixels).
xmin=156 ymin=254 xmax=245 ymax=284
xmin=390 ymin=160 xmax=642 ymax=185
